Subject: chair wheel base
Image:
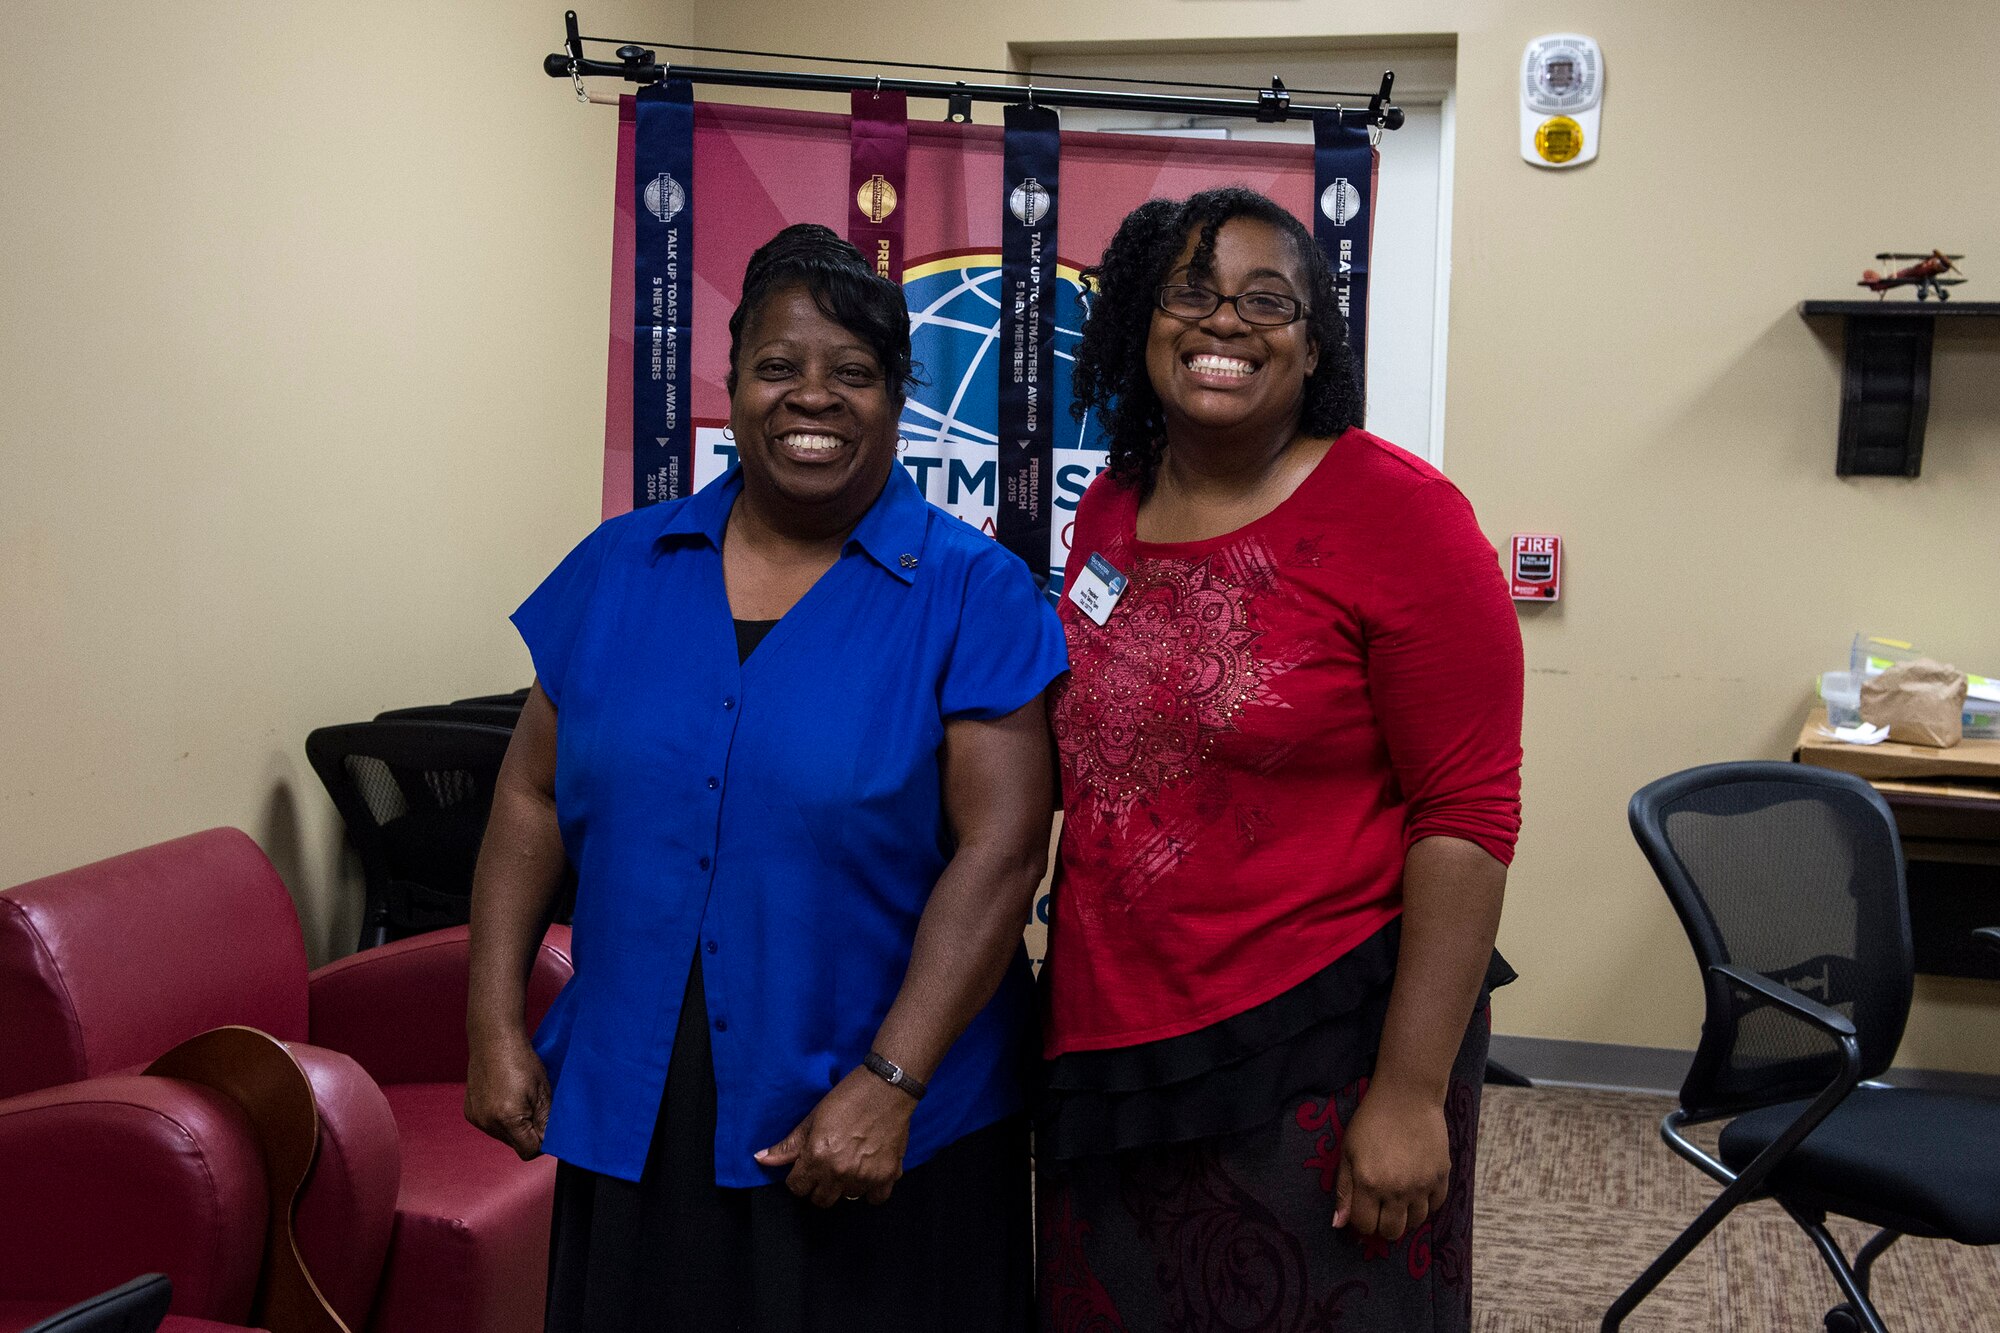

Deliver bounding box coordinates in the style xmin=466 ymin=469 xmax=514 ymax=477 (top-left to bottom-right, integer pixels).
xmin=1824 ymin=1304 xmax=1862 ymax=1333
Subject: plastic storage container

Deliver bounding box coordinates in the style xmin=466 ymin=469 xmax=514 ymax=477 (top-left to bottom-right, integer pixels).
xmin=1819 ymin=671 xmax=1864 ymax=728
xmin=1850 ymin=634 xmax=1923 ymax=677
xmin=1965 ymin=685 xmax=2000 ymax=740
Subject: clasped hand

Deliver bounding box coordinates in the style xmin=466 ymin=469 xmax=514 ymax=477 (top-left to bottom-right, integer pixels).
xmin=465 ymin=1032 xmax=551 ymax=1162
xmin=1333 ymin=1084 xmax=1451 ymax=1242
xmin=756 ymin=1067 xmax=914 ymax=1207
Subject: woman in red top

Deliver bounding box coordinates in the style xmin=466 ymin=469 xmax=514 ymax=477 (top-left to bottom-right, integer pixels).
xmin=1038 ymin=188 xmax=1523 ymax=1333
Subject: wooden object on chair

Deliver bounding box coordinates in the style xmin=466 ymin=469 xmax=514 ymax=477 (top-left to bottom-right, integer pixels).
xmin=146 ymin=1026 xmax=348 ymax=1333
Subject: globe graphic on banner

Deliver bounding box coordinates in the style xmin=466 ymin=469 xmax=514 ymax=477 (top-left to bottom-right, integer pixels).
xmin=898 ymin=256 xmax=1107 ymax=586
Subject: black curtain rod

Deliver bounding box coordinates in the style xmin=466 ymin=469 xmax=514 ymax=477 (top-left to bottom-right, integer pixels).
xmin=574 ymin=32 xmax=1386 ymax=102
xmin=545 ymin=12 xmax=1403 ymax=130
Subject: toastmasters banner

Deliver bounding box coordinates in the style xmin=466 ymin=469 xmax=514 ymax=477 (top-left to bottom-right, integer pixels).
xmin=602 ymin=100 xmax=1337 ymax=590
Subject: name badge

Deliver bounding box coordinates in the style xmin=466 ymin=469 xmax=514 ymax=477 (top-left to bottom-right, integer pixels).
xmin=1066 ymin=552 xmax=1128 ymax=627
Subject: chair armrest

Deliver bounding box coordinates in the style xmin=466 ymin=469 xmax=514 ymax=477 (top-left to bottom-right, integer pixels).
xmin=1974 ymin=926 xmax=2000 ymax=960
xmin=306 ymin=925 xmax=573 ymax=1086
xmin=282 ymin=1044 xmax=400 ymax=1331
xmin=1708 ymin=962 xmax=1858 ymax=1039
xmin=0 ymin=1078 xmax=266 ymax=1323
xmin=1705 ymin=962 xmax=1864 ymax=1199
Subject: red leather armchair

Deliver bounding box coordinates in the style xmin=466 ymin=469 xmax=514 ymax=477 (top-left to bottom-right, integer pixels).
xmin=0 ymin=1077 xmax=268 ymax=1332
xmin=0 ymin=829 xmax=572 ymax=1333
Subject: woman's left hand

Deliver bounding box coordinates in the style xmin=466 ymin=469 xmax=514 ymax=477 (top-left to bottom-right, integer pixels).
xmin=1332 ymin=1082 xmax=1451 ymax=1241
xmin=755 ymin=1068 xmax=915 ymax=1207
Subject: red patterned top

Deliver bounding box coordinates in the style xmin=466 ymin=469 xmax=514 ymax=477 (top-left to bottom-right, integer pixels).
xmin=1045 ymin=428 xmax=1524 ymax=1056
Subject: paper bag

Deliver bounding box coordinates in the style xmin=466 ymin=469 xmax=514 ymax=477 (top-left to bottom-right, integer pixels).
xmin=1859 ymin=658 xmax=1967 ymax=748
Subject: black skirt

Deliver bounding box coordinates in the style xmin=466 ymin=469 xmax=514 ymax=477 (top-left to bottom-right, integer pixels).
xmin=545 ymin=956 xmax=1034 ymax=1333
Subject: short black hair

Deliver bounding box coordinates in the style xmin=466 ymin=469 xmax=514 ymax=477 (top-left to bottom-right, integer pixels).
xmin=1069 ymin=187 xmax=1361 ymax=493
xmin=726 ymin=223 xmax=919 ymax=403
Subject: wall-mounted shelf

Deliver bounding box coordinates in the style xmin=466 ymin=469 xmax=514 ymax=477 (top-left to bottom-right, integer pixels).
xmin=1798 ymin=300 xmax=2000 ymax=477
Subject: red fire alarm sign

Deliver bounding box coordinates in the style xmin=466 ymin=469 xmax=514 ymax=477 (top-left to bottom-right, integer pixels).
xmin=1510 ymin=533 xmax=1562 ymax=601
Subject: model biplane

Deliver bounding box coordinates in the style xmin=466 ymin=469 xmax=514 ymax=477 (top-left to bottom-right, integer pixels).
xmin=1858 ymin=250 xmax=1965 ymax=301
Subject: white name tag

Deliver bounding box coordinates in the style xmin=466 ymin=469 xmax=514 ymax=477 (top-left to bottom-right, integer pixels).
xmin=1066 ymin=552 xmax=1129 ymax=627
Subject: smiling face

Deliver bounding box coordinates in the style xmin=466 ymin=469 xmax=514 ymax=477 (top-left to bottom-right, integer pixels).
xmin=1144 ymin=216 xmax=1319 ymax=446
xmin=729 ymin=283 xmax=900 ymax=524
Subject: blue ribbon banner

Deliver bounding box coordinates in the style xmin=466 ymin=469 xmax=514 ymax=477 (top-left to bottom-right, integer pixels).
xmin=633 ymin=80 xmax=695 ymax=508
xmin=1312 ymin=115 xmax=1375 ymax=405
xmin=998 ymin=104 xmax=1060 ymax=586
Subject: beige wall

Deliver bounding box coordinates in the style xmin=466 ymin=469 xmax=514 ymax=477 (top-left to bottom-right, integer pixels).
xmin=693 ymin=0 xmax=2000 ymax=1071
xmin=5 ymin=1 xmax=1997 ymax=1070
xmin=1 ymin=0 xmax=688 ymax=962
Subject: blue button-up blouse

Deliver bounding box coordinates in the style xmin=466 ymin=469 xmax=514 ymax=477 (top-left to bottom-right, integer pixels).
xmin=513 ymin=462 xmax=1067 ymax=1185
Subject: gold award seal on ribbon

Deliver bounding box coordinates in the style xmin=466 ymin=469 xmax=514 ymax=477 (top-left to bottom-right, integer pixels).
xmin=857 ymin=174 xmax=899 ymax=224
xmin=1534 ymin=116 xmax=1585 ymax=165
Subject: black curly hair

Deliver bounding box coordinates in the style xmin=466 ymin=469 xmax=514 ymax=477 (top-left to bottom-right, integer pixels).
xmin=1069 ymin=187 xmax=1361 ymax=493
xmin=726 ymin=223 xmax=921 ymax=403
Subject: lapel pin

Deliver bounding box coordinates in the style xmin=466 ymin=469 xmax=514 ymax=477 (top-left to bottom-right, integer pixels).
xmin=899 ymin=553 xmax=919 ymax=569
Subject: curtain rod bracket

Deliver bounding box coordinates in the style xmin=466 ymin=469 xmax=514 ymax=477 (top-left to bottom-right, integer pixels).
xmin=563 ymin=10 xmax=588 ymax=103
xmin=1256 ymin=78 xmax=1289 ymax=124
xmin=1368 ymin=70 xmax=1394 ymax=128
xmin=616 ymin=44 xmax=658 ymax=80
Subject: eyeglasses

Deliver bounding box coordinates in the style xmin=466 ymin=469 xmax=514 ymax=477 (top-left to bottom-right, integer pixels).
xmin=1156 ymin=284 xmax=1306 ymax=327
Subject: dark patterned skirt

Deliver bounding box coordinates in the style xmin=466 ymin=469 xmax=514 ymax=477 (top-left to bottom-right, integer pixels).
xmin=1036 ymin=1005 xmax=1490 ymax=1333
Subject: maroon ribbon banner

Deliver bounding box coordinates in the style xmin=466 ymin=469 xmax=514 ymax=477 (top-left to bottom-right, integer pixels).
xmin=847 ymin=90 xmax=909 ymax=281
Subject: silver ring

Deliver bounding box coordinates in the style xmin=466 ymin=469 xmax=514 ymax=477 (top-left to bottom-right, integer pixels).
xmin=844 ymin=1194 xmax=862 ymax=1201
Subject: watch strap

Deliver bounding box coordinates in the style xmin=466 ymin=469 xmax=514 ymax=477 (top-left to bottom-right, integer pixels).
xmin=863 ymin=1050 xmax=927 ymax=1101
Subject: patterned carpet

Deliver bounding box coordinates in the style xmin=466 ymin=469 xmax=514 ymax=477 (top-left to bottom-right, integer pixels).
xmin=1473 ymin=1086 xmax=2000 ymax=1331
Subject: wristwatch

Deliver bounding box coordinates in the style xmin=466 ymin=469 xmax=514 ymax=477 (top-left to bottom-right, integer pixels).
xmin=863 ymin=1050 xmax=928 ymax=1102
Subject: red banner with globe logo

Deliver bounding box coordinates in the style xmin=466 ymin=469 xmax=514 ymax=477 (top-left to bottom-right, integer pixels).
xmin=601 ymin=100 xmax=1323 ymax=592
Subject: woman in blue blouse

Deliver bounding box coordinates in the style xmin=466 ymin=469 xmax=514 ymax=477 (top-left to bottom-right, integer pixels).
xmin=464 ymin=224 xmax=1067 ymax=1332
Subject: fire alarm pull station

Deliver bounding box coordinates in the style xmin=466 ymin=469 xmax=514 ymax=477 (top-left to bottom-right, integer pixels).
xmin=1510 ymin=534 xmax=1561 ymax=602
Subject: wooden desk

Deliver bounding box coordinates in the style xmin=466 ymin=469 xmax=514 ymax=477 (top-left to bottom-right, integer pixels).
xmin=1795 ymin=708 xmax=2000 ymax=783
xmin=1795 ymin=709 xmax=2000 ymax=981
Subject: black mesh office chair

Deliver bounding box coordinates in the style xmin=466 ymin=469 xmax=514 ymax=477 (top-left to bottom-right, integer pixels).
xmin=23 ymin=1275 xmax=171 ymax=1333
xmin=308 ymin=720 xmax=519 ymax=949
xmin=450 ymin=688 xmax=531 ymax=709
xmin=374 ymin=703 xmax=525 ymax=729
xmin=1604 ymin=762 xmax=2000 ymax=1333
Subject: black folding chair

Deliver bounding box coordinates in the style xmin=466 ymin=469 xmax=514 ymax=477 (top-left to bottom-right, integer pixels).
xmin=23 ymin=1275 xmax=171 ymax=1333
xmin=308 ymin=720 xmax=528 ymax=949
xmin=1604 ymin=761 xmax=2000 ymax=1333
